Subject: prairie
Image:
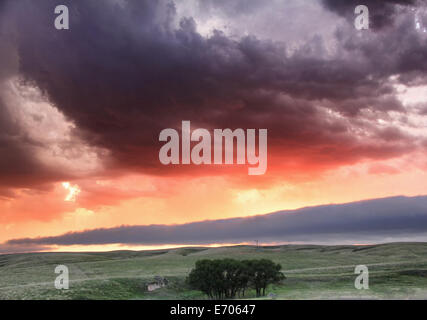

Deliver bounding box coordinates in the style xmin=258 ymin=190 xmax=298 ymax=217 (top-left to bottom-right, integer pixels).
xmin=1 ymin=242 xmax=427 ymax=300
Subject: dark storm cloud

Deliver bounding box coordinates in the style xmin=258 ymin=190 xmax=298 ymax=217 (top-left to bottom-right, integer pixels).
xmin=0 ymin=0 xmax=425 ymax=183
xmin=0 ymin=90 xmax=74 ymax=191
xmin=197 ymin=0 xmax=265 ymax=17
xmin=0 ymin=15 xmax=38 ymax=189
xmin=0 ymin=6 xmax=74 ymax=191
xmin=322 ymin=0 xmax=417 ymax=30
xmin=6 ymin=196 xmax=427 ymax=247
xmin=0 ymin=85 xmax=64 ymax=190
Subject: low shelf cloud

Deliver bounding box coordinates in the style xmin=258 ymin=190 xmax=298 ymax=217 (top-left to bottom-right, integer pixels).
xmin=4 ymin=196 xmax=427 ymax=253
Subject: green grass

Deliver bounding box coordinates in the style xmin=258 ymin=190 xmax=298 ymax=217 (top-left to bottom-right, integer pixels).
xmin=1 ymin=242 xmax=427 ymax=299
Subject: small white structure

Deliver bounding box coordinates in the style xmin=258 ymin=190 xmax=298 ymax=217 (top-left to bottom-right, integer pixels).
xmin=147 ymin=283 xmax=162 ymax=292
xmin=147 ymin=276 xmax=168 ymax=292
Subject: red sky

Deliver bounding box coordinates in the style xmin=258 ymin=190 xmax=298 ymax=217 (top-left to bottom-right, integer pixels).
xmin=1 ymin=0 xmax=427 ymax=252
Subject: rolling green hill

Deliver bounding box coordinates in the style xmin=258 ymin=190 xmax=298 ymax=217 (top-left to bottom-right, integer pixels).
xmin=1 ymin=242 xmax=427 ymax=299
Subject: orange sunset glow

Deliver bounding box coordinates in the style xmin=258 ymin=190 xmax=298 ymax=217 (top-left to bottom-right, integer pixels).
xmin=1 ymin=0 xmax=427 ymax=253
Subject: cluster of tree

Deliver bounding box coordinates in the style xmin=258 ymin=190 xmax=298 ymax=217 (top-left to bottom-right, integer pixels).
xmin=187 ymin=258 xmax=285 ymax=299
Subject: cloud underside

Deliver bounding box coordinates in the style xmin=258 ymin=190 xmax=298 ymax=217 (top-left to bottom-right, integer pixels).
xmin=0 ymin=0 xmax=426 ymax=192
xmin=5 ymin=196 xmax=427 ymax=251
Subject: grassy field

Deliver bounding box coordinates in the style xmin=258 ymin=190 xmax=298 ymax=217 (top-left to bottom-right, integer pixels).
xmin=1 ymin=242 xmax=427 ymax=300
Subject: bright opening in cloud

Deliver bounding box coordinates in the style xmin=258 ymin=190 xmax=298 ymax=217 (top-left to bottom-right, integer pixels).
xmin=62 ymin=182 xmax=81 ymax=202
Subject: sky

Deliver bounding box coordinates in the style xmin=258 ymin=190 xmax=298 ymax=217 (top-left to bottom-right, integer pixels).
xmin=1 ymin=0 xmax=427 ymax=253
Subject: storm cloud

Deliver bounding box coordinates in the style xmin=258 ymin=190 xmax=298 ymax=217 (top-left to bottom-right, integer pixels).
xmin=6 ymin=195 xmax=427 ymax=249
xmin=322 ymin=0 xmax=417 ymax=30
xmin=0 ymin=0 xmax=425 ymax=188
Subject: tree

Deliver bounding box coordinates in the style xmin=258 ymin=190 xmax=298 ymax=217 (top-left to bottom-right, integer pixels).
xmin=188 ymin=260 xmax=215 ymax=298
xmin=187 ymin=258 xmax=285 ymax=299
xmin=248 ymin=259 xmax=285 ymax=297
